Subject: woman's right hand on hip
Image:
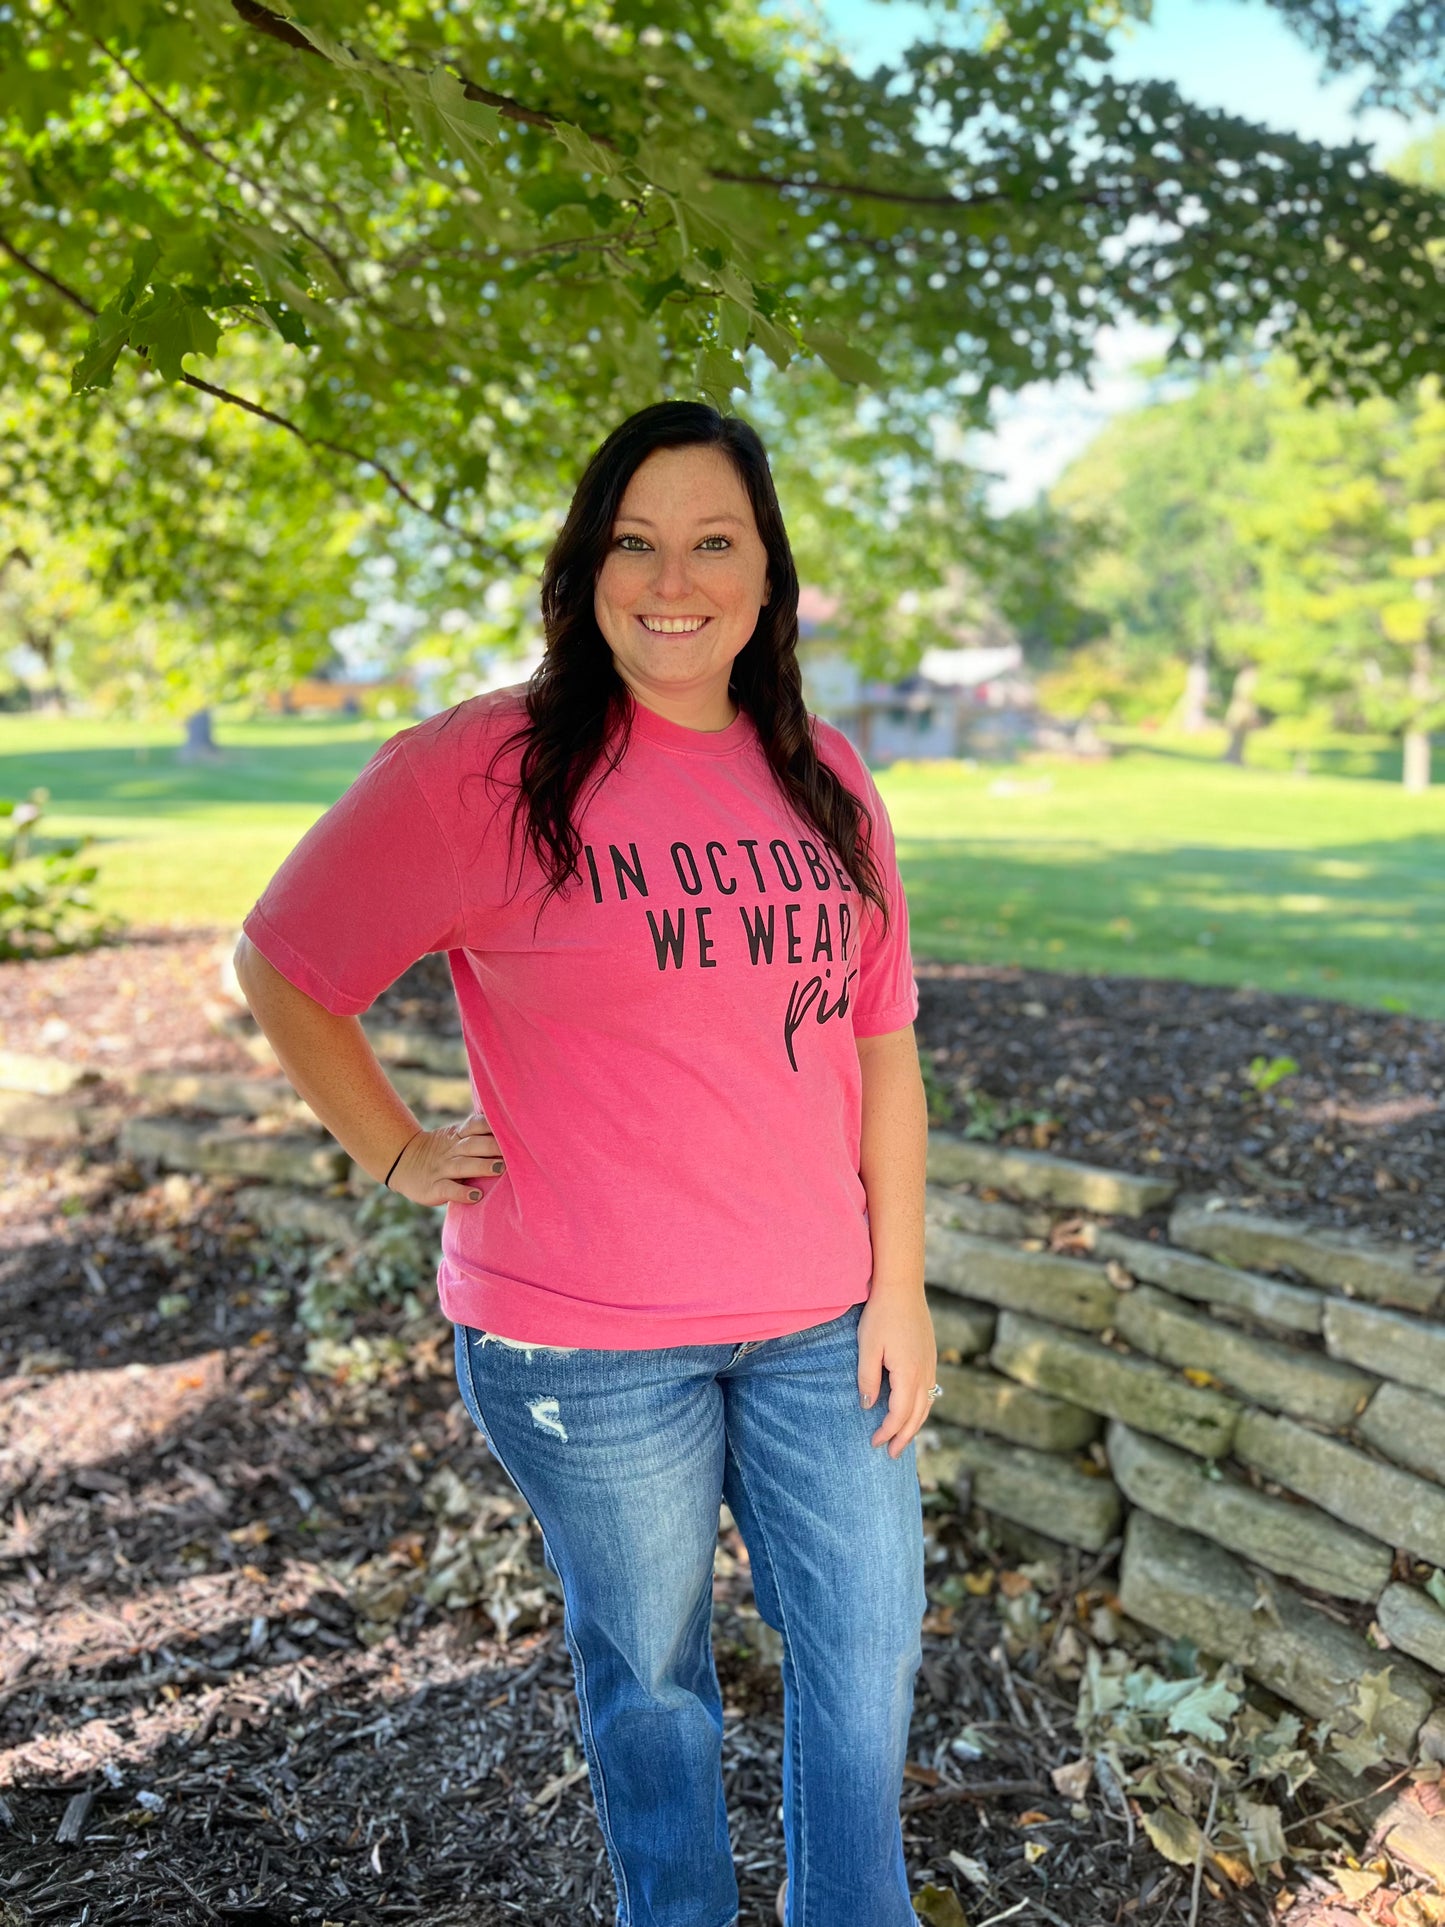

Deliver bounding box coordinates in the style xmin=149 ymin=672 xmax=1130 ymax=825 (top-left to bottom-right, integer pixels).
xmin=388 ymin=1111 xmax=505 ymax=1206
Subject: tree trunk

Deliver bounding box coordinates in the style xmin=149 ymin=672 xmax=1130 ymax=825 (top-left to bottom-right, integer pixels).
xmin=178 ymin=707 xmax=221 ymax=762
xmin=1222 ymin=664 xmax=1260 ymax=766
xmin=1180 ymin=654 xmax=1210 ymax=734
xmin=1403 ymin=551 xmax=1435 ymax=793
xmin=1403 ymin=724 xmax=1432 ymax=793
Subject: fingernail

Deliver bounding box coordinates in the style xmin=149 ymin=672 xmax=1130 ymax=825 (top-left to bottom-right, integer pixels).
xmin=492 ymin=1161 xmax=504 ymax=1173
xmin=468 ymin=1189 xmax=481 ymax=1202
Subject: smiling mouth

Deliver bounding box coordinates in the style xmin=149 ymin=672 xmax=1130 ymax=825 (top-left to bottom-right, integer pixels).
xmin=636 ymin=615 xmax=712 ymax=635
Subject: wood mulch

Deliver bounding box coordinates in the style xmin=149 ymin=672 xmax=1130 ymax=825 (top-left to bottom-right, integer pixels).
xmin=1 ymin=927 xmax=1440 ymax=1926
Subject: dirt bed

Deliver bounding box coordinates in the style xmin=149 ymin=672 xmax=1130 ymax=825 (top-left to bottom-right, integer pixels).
xmin=2 ymin=927 xmax=1439 ymax=1927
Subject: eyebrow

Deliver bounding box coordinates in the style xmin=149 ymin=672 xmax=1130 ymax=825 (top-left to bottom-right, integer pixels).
xmin=613 ymin=513 xmax=747 ymax=527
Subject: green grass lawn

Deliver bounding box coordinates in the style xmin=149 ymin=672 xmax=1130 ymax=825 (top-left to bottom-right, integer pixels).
xmin=3 ymin=711 xmax=1442 ymax=1018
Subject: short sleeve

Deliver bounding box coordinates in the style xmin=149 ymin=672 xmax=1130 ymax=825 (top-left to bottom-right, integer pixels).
xmin=241 ymin=731 xmax=466 ymax=1016
xmin=817 ymin=727 xmax=919 ymax=1038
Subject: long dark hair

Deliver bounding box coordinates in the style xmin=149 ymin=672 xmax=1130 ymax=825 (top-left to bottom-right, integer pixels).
xmin=482 ymin=399 xmax=891 ymax=930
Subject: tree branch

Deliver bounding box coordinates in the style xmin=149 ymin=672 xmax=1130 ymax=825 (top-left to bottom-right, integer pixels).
xmin=0 ymin=226 xmax=481 ymax=545
xmin=226 ymin=0 xmax=1128 ymax=218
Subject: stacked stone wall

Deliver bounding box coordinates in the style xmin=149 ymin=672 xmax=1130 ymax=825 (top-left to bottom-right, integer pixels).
xmin=917 ymin=1130 xmax=1445 ymax=1767
xmin=6 ymin=1038 xmax=1445 ymax=1764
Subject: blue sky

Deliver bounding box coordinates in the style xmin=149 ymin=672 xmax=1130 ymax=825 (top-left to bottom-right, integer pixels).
xmin=812 ymin=0 xmax=1438 ymax=508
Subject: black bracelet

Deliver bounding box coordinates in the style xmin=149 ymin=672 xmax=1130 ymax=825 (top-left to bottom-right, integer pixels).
xmin=384 ymin=1130 xmax=419 ymax=1189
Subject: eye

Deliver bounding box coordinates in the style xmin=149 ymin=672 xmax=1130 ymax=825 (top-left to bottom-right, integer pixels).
xmin=614 ymin=533 xmax=650 ymax=551
xmin=698 ymin=534 xmax=731 ymax=550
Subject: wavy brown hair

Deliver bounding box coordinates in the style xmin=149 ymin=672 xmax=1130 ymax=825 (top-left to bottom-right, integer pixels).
xmin=479 ymin=399 xmax=891 ymax=931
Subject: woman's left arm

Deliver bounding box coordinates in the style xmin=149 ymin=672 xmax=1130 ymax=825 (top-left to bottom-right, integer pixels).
xmin=855 ymin=1024 xmax=937 ymax=1458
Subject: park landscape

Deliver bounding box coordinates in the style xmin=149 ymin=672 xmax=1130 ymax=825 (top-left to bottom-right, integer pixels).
xmin=2 ymin=0 xmax=1445 ymax=1923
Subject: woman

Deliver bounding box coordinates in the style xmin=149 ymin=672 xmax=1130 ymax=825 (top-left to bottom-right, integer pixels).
xmin=234 ymin=400 xmax=939 ymax=1927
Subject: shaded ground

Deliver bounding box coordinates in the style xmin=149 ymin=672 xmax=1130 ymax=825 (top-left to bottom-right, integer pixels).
xmin=1 ymin=928 xmax=1440 ymax=1926
xmin=912 ymin=961 xmax=1444 ymax=1247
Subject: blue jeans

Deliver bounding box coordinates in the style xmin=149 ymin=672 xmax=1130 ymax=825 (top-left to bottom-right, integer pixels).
xmin=452 ymin=1302 xmax=926 ymax=1927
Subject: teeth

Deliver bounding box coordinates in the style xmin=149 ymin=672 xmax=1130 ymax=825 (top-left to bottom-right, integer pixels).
xmin=639 ymin=616 xmax=709 ymax=634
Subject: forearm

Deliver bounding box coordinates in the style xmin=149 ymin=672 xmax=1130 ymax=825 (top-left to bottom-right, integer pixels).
xmin=857 ymin=1025 xmax=928 ymax=1298
xmin=232 ymin=934 xmax=422 ymax=1186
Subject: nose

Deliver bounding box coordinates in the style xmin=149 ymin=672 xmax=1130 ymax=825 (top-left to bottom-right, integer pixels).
xmin=647 ymin=545 xmax=697 ymax=602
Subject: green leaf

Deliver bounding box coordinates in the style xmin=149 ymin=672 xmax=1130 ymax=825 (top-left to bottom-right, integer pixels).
xmin=802 ymin=326 xmax=885 ymax=389
xmin=127 ymin=286 xmax=222 ymax=382
xmin=425 ymin=65 xmax=502 ymax=170
xmin=121 ymin=239 xmax=162 ymax=312
xmin=749 ymin=309 xmax=798 ymax=373
xmin=1165 ymin=1675 xmax=1240 ymax=1744
xmin=69 ymin=302 xmax=134 ymax=393
xmin=257 ymin=300 xmax=312 ymax=348
xmin=694 ymin=346 xmax=747 ymax=404
xmin=551 ymin=120 xmax=622 ymax=181
xmin=1425 ymin=1568 xmax=1445 ymax=1612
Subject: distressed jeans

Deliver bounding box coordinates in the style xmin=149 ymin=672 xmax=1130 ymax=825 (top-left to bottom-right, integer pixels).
xmin=452 ymin=1302 xmax=926 ymax=1927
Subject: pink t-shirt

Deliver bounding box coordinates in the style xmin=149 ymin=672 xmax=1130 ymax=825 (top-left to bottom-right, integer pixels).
xmin=241 ymin=685 xmax=919 ymax=1348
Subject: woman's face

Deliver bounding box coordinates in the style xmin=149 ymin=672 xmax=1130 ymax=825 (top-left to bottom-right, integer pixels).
xmin=594 ymin=443 xmax=771 ymax=710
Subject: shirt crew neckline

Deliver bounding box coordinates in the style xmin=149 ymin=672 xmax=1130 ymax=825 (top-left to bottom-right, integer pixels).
xmin=624 ymin=689 xmax=753 ymax=757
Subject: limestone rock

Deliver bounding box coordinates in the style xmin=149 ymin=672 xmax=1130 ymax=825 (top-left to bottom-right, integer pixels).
xmin=924 ymin=1183 xmax=1046 ymax=1242
xmin=1235 ymin=1409 xmax=1445 ymax=1568
xmin=1118 ymin=1512 xmax=1434 ymax=1762
xmin=389 ymin=1068 xmax=476 ymax=1114
xmin=925 ymin=1225 xmax=1118 ymax=1331
xmin=1323 ymin=1299 xmax=1445 ymax=1399
xmin=119 ymin=1116 xmax=349 ymax=1189
xmin=0 ymin=1049 xmax=93 ymax=1095
xmin=926 ymin=1290 xmax=996 ymax=1361
xmin=915 ymin=1420 xmax=1121 ymax=1550
xmin=1169 ymin=1199 xmax=1438 ymax=1314
xmin=363 ymin=1025 xmax=469 ymax=1076
xmin=0 ymin=1090 xmax=86 ymax=1143
xmin=1106 ymin=1420 xmax=1391 ymax=1602
xmin=992 ymin=1310 xmax=1239 ymax=1458
xmin=1376 ymin=1583 xmax=1445 ymax=1676
xmin=1114 ymin=1285 xmax=1374 ymax=1426
xmin=933 ymin=1363 xmax=1100 ymax=1451
xmin=1358 ymin=1382 xmax=1445 ymax=1488
xmin=119 ymin=1069 xmax=306 ymax=1119
xmin=926 ymin=1133 xmax=1176 ymax=1216
xmin=1090 ymin=1228 xmax=1323 ymax=1334
xmin=232 ymin=1185 xmax=362 ymax=1247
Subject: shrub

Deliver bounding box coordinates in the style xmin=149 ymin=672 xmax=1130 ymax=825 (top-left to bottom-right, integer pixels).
xmin=0 ymin=786 xmax=125 ymax=959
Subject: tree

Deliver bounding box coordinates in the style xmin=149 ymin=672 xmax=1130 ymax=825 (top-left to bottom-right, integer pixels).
xmin=0 ymin=349 xmax=378 ymax=729
xmin=1048 ymin=361 xmax=1277 ymax=743
xmin=1 ymin=0 xmax=1441 ymax=577
xmin=1233 ymin=370 xmax=1445 ymax=790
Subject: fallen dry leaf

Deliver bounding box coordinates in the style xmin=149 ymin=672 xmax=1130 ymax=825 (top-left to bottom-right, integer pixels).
xmin=1332 ymin=1868 xmax=1385 ymax=1903
xmin=912 ymin=1884 xmax=970 ymax=1927
xmin=226 ymin=1521 xmax=271 ymax=1547
xmin=1050 ymin=1758 xmax=1094 ymax=1801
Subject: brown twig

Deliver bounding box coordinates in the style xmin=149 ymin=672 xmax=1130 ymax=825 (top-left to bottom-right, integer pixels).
xmin=1188 ymin=1776 xmax=1220 ymax=1927
xmin=900 ymin=1775 xmax=1047 ymax=1812
xmin=0 ymin=225 xmax=486 ymax=544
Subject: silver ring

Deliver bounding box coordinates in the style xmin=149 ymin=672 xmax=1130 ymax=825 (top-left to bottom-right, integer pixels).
xmin=927 ymin=1383 xmax=943 ymax=1401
